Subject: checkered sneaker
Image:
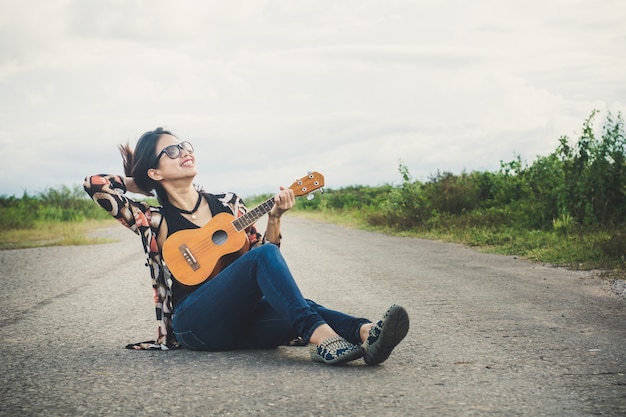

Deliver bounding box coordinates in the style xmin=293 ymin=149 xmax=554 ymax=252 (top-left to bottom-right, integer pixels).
xmin=310 ymin=335 xmax=364 ymax=365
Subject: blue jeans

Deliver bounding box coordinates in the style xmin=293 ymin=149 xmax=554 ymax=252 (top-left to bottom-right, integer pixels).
xmin=172 ymin=244 xmax=370 ymax=351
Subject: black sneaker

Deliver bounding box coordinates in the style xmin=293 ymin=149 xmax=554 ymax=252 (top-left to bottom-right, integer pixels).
xmin=363 ymin=304 xmax=409 ymax=365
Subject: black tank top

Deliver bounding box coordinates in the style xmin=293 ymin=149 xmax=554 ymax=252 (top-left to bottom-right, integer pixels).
xmin=163 ymin=193 xmax=233 ymax=308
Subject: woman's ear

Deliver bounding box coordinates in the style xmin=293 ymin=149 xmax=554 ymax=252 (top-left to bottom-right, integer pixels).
xmin=147 ymin=168 xmax=163 ymax=182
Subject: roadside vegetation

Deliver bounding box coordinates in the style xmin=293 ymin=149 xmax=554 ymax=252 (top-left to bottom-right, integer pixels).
xmin=260 ymin=110 xmax=626 ymax=278
xmin=0 ymin=185 xmax=116 ymax=249
xmin=1 ymin=110 xmax=624 ymax=278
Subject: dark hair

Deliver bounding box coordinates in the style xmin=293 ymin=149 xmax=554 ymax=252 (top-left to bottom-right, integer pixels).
xmin=119 ymin=127 xmax=176 ymax=204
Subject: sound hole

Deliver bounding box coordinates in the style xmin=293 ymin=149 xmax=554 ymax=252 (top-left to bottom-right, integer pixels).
xmin=212 ymin=230 xmax=228 ymax=245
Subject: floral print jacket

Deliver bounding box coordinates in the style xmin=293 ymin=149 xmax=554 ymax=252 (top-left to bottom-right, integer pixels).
xmin=84 ymin=174 xmax=269 ymax=350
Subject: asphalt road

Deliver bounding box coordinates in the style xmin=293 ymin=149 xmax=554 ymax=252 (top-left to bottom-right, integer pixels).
xmin=1 ymin=216 xmax=624 ymax=416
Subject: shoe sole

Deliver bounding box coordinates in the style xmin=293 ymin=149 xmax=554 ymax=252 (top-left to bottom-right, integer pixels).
xmin=364 ymin=305 xmax=409 ymax=365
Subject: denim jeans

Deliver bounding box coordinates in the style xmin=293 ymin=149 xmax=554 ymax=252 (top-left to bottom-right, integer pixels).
xmin=172 ymin=244 xmax=370 ymax=351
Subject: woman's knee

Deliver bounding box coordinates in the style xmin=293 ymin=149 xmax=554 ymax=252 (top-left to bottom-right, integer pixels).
xmin=253 ymin=242 xmax=281 ymax=261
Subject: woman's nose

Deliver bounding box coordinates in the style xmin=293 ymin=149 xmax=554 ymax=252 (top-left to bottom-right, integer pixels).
xmin=179 ymin=146 xmax=190 ymax=158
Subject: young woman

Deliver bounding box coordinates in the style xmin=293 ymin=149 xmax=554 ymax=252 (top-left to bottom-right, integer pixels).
xmin=84 ymin=127 xmax=409 ymax=365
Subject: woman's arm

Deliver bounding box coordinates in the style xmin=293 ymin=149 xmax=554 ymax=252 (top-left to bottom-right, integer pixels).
xmin=83 ymin=174 xmax=153 ymax=234
xmin=265 ymin=186 xmax=295 ymax=244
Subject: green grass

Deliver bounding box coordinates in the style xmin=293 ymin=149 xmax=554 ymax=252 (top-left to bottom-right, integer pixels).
xmin=292 ymin=209 xmax=626 ymax=280
xmin=0 ymin=219 xmax=117 ymax=250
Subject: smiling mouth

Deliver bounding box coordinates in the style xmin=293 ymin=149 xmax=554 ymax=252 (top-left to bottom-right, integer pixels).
xmin=181 ymin=159 xmax=194 ymax=167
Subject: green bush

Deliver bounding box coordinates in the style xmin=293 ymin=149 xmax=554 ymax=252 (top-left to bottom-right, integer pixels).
xmin=308 ymin=110 xmax=625 ymax=271
xmin=0 ymin=206 xmax=37 ymax=230
xmin=557 ymin=110 xmax=625 ymax=226
xmin=0 ymin=185 xmax=110 ymax=231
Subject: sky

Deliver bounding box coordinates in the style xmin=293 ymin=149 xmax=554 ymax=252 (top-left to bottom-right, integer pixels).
xmin=0 ymin=0 xmax=624 ymax=198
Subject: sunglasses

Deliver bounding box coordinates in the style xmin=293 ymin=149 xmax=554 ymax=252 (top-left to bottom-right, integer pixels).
xmin=154 ymin=141 xmax=194 ymax=165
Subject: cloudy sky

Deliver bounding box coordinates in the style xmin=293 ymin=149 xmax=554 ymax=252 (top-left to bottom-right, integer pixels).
xmin=1 ymin=0 xmax=624 ymax=198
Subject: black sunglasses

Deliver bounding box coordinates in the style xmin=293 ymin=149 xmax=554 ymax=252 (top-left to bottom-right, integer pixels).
xmin=154 ymin=141 xmax=194 ymax=165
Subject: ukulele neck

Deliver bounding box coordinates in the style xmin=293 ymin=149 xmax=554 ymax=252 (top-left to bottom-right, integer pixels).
xmin=232 ymin=197 xmax=275 ymax=232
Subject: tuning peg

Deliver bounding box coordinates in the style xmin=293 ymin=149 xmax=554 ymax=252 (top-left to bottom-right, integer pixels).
xmin=307 ymin=193 xmax=315 ymax=201
xmin=320 ymin=188 xmax=324 ymax=194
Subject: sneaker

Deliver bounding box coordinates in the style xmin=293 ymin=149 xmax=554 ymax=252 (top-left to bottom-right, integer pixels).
xmin=363 ymin=304 xmax=409 ymax=365
xmin=310 ymin=335 xmax=364 ymax=365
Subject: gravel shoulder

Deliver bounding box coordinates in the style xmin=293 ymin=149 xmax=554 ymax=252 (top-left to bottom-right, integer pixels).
xmin=0 ymin=217 xmax=624 ymax=416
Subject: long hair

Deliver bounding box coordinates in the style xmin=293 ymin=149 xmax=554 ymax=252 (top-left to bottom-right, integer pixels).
xmin=118 ymin=127 xmax=176 ymax=205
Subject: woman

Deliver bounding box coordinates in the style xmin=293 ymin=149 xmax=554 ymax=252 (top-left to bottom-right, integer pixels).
xmin=84 ymin=127 xmax=409 ymax=365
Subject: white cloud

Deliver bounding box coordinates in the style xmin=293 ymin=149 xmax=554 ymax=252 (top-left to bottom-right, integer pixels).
xmin=0 ymin=0 xmax=624 ymax=197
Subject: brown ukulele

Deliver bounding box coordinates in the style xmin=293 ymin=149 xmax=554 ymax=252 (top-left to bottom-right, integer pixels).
xmin=162 ymin=171 xmax=324 ymax=286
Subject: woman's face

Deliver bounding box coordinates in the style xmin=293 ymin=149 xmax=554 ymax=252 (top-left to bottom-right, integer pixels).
xmin=152 ymin=134 xmax=197 ymax=181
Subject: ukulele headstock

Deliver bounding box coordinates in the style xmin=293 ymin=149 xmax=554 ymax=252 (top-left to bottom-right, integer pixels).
xmin=289 ymin=171 xmax=325 ymax=199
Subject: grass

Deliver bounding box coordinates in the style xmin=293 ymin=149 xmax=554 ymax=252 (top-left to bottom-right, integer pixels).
xmin=292 ymin=209 xmax=626 ymax=280
xmin=0 ymin=219 xmax=117 ymax=250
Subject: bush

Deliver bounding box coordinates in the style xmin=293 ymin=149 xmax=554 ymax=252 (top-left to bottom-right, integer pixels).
xmin=0 ymin=206 xmax=37 ymax=230
xmin=0 ymin=185 xmax=110 ymax=231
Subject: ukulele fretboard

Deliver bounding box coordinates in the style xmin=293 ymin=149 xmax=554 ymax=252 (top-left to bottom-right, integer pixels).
xmin=232 ymin=198 xmax=276 ymax=232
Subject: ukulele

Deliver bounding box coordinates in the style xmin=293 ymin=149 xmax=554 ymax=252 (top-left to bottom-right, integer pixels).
xmin=162 ymin=171 xmax=324 ymax=286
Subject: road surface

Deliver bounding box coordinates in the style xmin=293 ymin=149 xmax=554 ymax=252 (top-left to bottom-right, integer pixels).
xmin=1 ymin=217 xmax=624 ymax=416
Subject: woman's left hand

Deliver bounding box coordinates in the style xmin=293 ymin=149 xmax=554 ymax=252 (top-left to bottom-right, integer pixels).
xmin=269 ymin=186 xmax=295 ymax=218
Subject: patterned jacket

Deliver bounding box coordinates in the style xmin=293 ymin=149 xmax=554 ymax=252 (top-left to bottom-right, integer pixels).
xmin=83 ymin=174 xmax=268 ymax=350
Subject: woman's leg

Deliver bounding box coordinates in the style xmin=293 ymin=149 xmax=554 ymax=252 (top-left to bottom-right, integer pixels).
xmin=172 ymin=244 xmax=326 ymax=350
xmin=235 ymin=299 xmax=371 ymax=349
xmin=234 ymin=298 xmax=300 ymax=349
xmin=306 ymin=299 xmax=370 ymax=345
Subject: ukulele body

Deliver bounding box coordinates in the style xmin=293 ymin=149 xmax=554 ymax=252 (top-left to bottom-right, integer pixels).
xmin=163 ymin=212 xmax=250 ymax=286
